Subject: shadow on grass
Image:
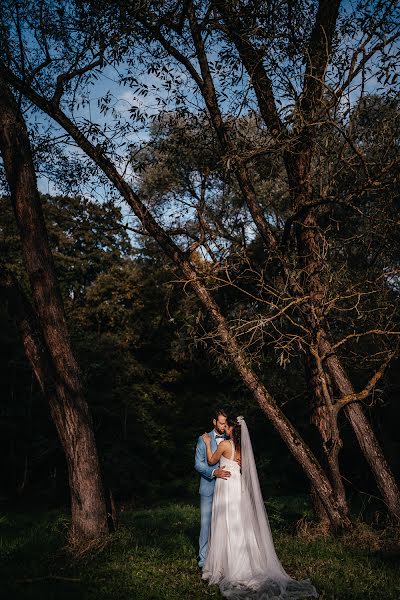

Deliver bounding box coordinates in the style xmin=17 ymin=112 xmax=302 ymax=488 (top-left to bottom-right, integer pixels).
xmin=1 ymin=503 xmax=400 ymax=600
xmin=1 ymin=504 xmax=217 ymax=600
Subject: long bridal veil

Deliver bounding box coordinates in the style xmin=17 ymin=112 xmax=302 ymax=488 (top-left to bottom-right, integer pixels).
xmin=219 ymin=416 xmax=318 ymax=599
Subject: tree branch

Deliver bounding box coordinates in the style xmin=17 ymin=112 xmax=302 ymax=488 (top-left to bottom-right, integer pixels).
xmin=52 ymin=55 xmax=103 ymax=107
xmin=214 ymin=0 xmax=285 ymax=138
xmin=299 ymin=0 xmax=341 ymax=123
xmin=334 ymin=349 xmax=398 ymax=412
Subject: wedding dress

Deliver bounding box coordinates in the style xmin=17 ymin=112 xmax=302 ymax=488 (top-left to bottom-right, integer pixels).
xmin=202 ymin=417 xmax=318 ymax=599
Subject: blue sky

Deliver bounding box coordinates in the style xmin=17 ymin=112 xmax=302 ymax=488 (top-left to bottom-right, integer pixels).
xmin=18 ymin=0 xmax=398 ymax=214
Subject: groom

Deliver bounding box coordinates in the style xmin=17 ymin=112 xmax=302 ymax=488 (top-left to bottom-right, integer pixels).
xmin=194 ymin=408 xmax=231 ymax=569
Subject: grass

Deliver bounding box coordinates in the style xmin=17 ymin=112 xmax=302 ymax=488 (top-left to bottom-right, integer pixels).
xmin=1 ymin=501 xmax=399 ymax=599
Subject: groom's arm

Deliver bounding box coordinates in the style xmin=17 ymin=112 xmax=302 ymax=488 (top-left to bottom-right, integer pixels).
xmin=194 ymin=436 xmax=215 ymax=480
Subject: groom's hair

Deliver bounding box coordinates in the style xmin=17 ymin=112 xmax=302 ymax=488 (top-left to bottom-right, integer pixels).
xmin=214 ymin=408 xmax=228 ymax=421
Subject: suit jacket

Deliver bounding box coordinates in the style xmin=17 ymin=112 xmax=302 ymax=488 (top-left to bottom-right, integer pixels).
xmin=195 ymin=430 xmax=227 ymax=496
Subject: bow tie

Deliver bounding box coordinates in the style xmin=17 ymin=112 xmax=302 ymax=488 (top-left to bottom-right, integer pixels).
xmin=215 ymin=434 xmax=225 ymax=439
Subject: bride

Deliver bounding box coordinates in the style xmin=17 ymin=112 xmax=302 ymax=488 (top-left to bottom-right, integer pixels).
xmin=201 ymin=415 xmax=318 ymax=599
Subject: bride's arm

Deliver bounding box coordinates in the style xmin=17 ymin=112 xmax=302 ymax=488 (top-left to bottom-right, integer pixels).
xmin=201 ymin=434 xmax=229 ymax=465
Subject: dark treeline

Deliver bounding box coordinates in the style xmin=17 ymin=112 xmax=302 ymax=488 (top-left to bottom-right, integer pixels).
xmin=1 ymin=192 xmax=398 ymax=512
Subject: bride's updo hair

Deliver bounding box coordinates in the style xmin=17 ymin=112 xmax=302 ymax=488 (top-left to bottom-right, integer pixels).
xmin=227 ymin=414 xmax=241 ymax=449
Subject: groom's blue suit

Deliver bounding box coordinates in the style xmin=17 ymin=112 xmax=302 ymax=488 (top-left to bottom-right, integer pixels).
xmin=195 ymin=430 xmax=227 ymax=568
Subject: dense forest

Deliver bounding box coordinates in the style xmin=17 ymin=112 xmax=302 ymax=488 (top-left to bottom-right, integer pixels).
xmin=1 ymin=114 xmax=399 ymax=509
xmin=0 ymin=2 xmax=399 ymax=598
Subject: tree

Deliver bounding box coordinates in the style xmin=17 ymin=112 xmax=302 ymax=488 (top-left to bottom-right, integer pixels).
xmin=130 ymin=103 xmax=400 ymax=520
xmin=1 ymin=0 xmax=399 ymax=525
xmin=121 ymin=0 xmax=400 ymax=520
xmin=0 ymin=77 xmax=108 ymax=542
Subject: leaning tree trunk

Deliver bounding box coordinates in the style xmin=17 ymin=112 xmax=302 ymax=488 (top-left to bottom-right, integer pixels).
xmin=134 ymin=4 xmax=349 ymax=522
xmin=310 ymin=485 xmax=331 ymax=530
xmin=0 ymin=63 xmax=353 ymax=529
xmin=0 ymin=79 xmax=108 ymax=541
xmin=319 ymin=332 xmax=400 ymax=521
xmin=295 ymin=199 xmax=400 ymax=522
xmin=184 ymin=8 xmax=352 ymax=521
xmin=183 ymin=263 xmax=352 ymax=530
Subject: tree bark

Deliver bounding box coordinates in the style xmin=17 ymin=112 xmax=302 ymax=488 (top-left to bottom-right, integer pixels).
xmin=294 ymin=203 xmax=400 ymax=521
xmin=319 ymin=333 xmax=400 ymax=521
xmin=310 ymin=485 xmax=331 ymax=529
xmin=305 ymin=349 xmax=348 ymax=515
xmin=0 ymin=79 xmax=108 ymax=540
xmin=292 ymin=192 xmax=400 ymax=521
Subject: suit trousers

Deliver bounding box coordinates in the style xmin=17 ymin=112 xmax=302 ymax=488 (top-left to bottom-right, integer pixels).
xmin=198 ymin=493 xmax=213 ymax=567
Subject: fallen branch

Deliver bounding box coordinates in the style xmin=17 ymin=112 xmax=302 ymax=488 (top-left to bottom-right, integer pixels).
xmin=16 ymin=575 xmax=81 ymax=583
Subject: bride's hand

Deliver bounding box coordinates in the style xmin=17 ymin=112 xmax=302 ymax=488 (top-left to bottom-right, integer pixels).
xmin=202 ymin=432 xmax=211 ymax=444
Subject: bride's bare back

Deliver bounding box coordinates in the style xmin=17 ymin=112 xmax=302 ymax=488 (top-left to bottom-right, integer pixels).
xmin=219 ymin=439 xmax=241 ymax=463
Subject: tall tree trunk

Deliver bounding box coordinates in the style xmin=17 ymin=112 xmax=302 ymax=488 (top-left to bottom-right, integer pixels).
xmin=212 ymin=0 xmax=400 ymax=521
xmin=135 ymin=6 xmax=349 ymax=523
xmin=133 ymin=0 xmax=398 ymax=523
xmin=305 ymin=349 xmax=348 ymax=515
xmin=0 ymin=80 xmax=108 ymax=540
xmin=223 ymin=0 xmax=400 ymax=522
xmin=185 ymin=6 xmax=352 ymax=521
xmin=310 ymin=485 xmax=331 ymax=530
xmin=319 ymin=333 xmax=400 ymax=521
xmin=283 ymin=153 xmax=349 ymax=518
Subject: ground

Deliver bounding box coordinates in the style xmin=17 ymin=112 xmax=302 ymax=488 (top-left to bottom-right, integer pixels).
xmin=1 ymin=501 xmax=399 ymax=599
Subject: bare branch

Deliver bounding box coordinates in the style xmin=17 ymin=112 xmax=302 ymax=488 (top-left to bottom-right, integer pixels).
xmin=52 ymin=55 xmax=103 ymax=107
xmin=334 ymin=348 xmax=398 ymax=411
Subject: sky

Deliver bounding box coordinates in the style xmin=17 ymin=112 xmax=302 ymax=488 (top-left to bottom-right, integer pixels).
xmin=4 ymin=0 xmax=399 ymax=228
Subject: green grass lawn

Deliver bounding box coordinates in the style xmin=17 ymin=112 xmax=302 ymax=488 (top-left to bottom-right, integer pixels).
xmin=1 ymin=502 xmax=399 ymax=599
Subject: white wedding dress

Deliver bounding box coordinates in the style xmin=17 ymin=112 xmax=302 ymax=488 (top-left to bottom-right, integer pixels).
xmin=202 ymin=419 xmax=318 ymax=599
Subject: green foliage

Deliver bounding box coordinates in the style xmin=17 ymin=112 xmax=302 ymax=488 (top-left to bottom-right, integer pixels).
xmin=0 ymin=189 xmax=308 ymax=504
xmin=1 ymin=182 xmax=398 ymax=506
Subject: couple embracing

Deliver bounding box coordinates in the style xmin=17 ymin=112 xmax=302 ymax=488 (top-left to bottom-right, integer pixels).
xmin=195 ymin=409 xmax=318 ymax=599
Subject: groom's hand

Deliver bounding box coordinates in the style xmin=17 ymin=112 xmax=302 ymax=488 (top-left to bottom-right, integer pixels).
xmin=214 ymin=466 xmax=231 ymax=479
